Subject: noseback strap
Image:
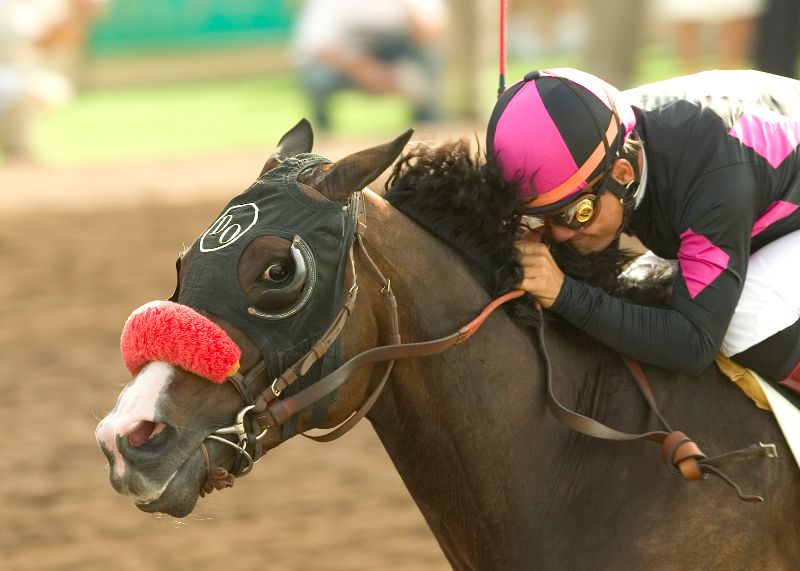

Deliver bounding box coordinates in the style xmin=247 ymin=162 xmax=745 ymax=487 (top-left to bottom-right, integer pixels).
xmin=120 ymin=300 xmax=241 ymax=383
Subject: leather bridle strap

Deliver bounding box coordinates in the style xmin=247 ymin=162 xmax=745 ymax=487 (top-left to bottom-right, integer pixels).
xmin=301 ymin=233 xmax=400 ymax=442
xmin=253 ymin=252 xmax=360 ymax=413
xmin=255 ymin=289 xmax=526 ymax=431
xmin=535 ymin=320 xmax=776 ymax=501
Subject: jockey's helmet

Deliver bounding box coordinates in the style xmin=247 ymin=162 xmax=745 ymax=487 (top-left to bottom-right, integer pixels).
xmin=487 ymin=68 xmax=637 ymax=220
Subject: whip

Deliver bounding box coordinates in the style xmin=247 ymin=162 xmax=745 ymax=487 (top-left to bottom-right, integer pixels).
xmin=498 ymin=0 xmax=507 ymax=98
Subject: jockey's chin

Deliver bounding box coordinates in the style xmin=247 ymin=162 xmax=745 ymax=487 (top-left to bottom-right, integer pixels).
xmin=544 ymin=226 xmax=619 ymax=256
xmin=570 ymin=232 xmax=620 ymax=255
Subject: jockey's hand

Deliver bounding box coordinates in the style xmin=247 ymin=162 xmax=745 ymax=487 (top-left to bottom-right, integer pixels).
xmin=514 ymin=240 xmax=564 ymax=309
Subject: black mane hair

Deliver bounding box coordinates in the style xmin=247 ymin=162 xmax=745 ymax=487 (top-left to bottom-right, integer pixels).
xmin=384 ymin=139 xmax=672 ymax=327
xmin=385 ymin=139 xmax=522 ymax=296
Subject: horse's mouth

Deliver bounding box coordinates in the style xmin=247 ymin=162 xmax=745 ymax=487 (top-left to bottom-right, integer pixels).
xmin=134 ymin=460 xmax=205 ymax=516
xmin=99 ymin=416 xmax=242 ymax=517
xmin=110 ymin=446 xmax=207 ymax=517
xmin=131 ymin=437 xmax=243 ymax=516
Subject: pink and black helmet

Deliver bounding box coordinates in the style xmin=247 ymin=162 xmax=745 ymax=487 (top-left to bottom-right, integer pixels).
xmin=487 ymin=68 xmax=637 ymax=213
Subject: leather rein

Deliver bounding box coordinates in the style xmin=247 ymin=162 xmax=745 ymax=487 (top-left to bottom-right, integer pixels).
xmin=200 ymin=196 xmax=777 ymax=502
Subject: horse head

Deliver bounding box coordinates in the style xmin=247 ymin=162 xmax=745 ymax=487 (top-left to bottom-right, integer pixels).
xmin=95 ymin=120 xmax=413 ymax=517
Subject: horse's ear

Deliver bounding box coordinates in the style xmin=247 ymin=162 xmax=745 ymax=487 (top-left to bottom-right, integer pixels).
xmin=316 ymin=129 xmax=413 ymax=201
xmin=168 ymin=256 xmax=181 ymax=302
xmin=259 ymin=118 xmax=315 ymax=177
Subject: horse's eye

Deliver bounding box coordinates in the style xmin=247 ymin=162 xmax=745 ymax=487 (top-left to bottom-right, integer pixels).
xmin=251 ymin=239 xmax=309 ymax=316
xmin=262 ymin=262 xmax=291 ymax=285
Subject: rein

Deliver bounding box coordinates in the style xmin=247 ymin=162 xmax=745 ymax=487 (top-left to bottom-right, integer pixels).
xmin=200 ymin=197 xmax=777 ymax=502
xmin=537 ymin=327 xmax=777 ymax=502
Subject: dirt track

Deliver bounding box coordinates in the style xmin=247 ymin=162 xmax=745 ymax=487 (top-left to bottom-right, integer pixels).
xmin=0 ymin=139 xmax=455 ymax=570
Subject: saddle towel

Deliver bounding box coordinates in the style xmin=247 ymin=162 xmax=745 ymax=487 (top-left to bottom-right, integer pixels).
xmin=716 ymin=355 xmax=800 ymax=470
xmin=754 ymin=371 xmax=800 ymax=471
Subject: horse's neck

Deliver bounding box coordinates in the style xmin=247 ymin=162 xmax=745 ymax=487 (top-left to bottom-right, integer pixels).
xmin=356 ymin=191 xmax=578 ymax=561
xmin=351 ymin=194 xmax=800 ymax=568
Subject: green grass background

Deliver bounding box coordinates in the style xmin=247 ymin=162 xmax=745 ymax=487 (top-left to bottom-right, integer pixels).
xmin=33 ymin=47 xmax=684 ymax=165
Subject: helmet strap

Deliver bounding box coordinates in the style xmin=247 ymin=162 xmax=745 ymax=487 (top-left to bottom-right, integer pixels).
xmin=603 ymin=142 xmax=644 ymax=208
xmin=605 ymin=144 xmax=646 ymax=239
xmin=604 ymin=176 xmax=635 ymax=204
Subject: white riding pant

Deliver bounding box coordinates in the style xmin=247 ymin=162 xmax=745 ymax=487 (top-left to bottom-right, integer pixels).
xmin=721 ymin=229 xmax=800 ymax=357
xmin=623 ymin=229 xmax=800 ymax=357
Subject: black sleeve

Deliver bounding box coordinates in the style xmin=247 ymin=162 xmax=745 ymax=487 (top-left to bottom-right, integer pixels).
xmin=549 ymin=167 xmax=753 ymax=376
xmin=550 ymin=276 xmax=719 ymax=376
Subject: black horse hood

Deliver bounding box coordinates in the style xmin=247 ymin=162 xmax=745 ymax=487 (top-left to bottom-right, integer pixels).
xmin=177 ymin=154 xmax=359 ymax=403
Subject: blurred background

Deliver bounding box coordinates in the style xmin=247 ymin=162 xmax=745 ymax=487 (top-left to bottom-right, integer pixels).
xmin=1 ymin=0 xmax=794 ymax=167
xmin=1 ymin=1 xmax=797 ymax=570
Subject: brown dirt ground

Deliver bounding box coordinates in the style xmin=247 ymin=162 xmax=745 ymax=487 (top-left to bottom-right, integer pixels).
xmin=0 ymin=134 xmax=462 ymax=570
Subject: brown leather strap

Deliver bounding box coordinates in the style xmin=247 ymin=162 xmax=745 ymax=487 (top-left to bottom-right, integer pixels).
xmin=537 ymin=324 xmax=773 ymax=500
xmin=539 ymin=324 xmax=668 ymax=443
xmin=254 ymin=286 xmax=358 ymax=407
xmin=257 ymin=328 xmax=462 ymax=429
xmin=304 ymin=239 xmax=400 ymax=442
xmin=250 ymin=250 xmax=359 ymax=413
xmin=255 ymin=290 xmax=526 ymax=431
xmin=304 ymin=361 xmax=394 ymax=442
xmin=661 ymin=431 xmax=705 ymax=481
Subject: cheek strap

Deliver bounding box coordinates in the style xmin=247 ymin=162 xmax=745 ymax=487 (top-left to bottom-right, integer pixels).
xmin=120 ymin=300 xmax=241 ymax=383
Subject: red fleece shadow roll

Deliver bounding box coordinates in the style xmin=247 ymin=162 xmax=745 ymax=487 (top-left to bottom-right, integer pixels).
xmin=120 ymin=300 xmax=241 ymax=383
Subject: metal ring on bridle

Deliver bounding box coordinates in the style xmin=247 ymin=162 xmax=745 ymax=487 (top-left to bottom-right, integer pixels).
xmin=205 ymin=404 xmax=260 ymax=476
xmin=204 ymin=434 xmax=255 ymax=476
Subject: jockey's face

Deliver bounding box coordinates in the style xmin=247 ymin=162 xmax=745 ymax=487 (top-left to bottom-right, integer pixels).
xmin=540 ymin=158 xmax=634 ymax=255
xmin=543 ymin=191 xmax=624 ymax=254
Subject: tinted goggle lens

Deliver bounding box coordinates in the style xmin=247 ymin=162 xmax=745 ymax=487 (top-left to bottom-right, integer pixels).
xmin=534 ymin=194 xmax=600 ymax=230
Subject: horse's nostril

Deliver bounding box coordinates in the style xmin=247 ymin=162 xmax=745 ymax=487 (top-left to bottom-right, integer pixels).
xmin=115 ymin=419 xmax=176 ymax=465
xmin=123 ymin=420 xmax=166 ymax=448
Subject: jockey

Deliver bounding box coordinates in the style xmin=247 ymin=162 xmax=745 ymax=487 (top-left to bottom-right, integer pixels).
xmin=487 ymin=68 xmax=800 ymax=395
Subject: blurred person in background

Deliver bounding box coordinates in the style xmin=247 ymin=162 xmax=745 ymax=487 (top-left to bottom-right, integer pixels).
xmin=488 ymin=67 xmax=800 ymax=394
xmin=754 ymin=0 xmax=800 ymax=78
xmin=507 ymin=0 xmax=586 ymax=60
xmin=41 ymin=0 xmax=107 ymax=86
xmin=291 ymin=0 xmax=448 ymax=132
xmin=508 ymin=0 xmax=642 ymax=89
xmin=580 ymin=0 xmax=644 ymax=89
xmin=0 ymin=0 xmax=105 ymax=163
xmin=655 ymin=0 xmax=764 ymax=73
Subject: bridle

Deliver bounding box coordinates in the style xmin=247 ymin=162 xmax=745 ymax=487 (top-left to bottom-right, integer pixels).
xmin=199 ymin=192 xmax=525 ymax=495
xmin=200 ymin=192 xmax=778 ymax=502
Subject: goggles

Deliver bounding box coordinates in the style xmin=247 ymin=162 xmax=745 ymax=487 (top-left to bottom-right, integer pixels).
xmin=532 ymin=191 xmax=601 ymax=230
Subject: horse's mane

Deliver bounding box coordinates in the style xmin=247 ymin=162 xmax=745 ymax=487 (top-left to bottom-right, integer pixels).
xmin=385 ymin=139 xmax=521 ymax=296
xmin=384 ymin=139 xmax=672 ymax=328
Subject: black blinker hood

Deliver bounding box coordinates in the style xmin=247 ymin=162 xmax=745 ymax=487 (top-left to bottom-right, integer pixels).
xmin=175 ymin=154 xmax=360 ymax=434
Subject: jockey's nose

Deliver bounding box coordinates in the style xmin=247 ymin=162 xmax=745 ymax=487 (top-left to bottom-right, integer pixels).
xmin=545 ymin=223 xmax=578 ymax=243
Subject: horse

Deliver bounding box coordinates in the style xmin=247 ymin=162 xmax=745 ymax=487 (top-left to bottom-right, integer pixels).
xmin=96 ymin=120 xmax=800 ymax=570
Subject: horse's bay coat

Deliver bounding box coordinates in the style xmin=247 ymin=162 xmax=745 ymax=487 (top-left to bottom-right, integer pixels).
xmin=97 ymin=121 xmax=800 ymax=570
